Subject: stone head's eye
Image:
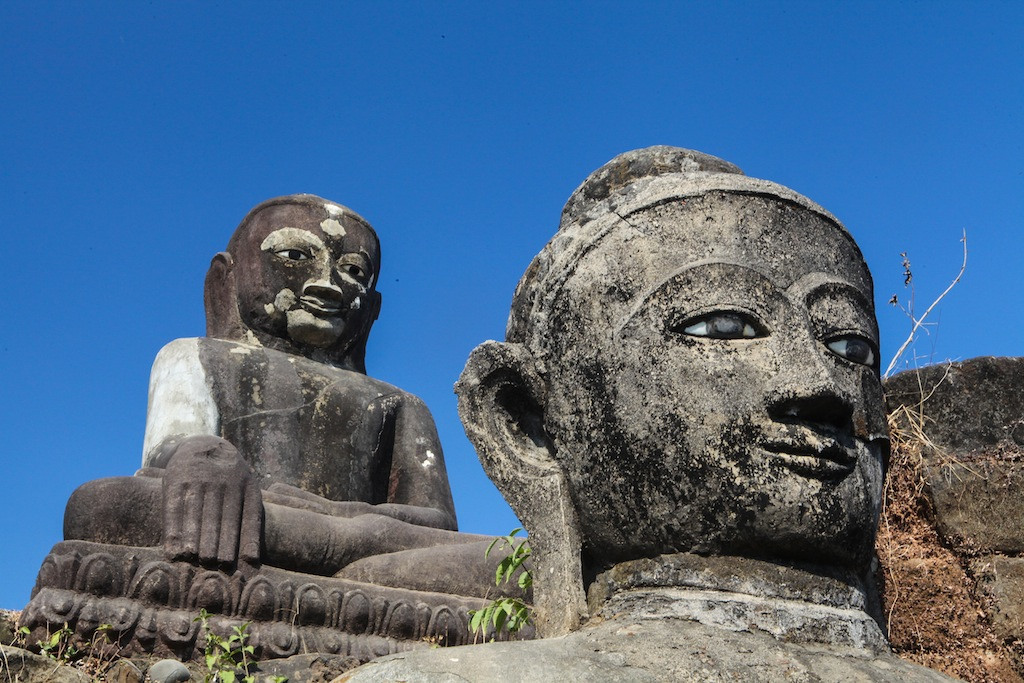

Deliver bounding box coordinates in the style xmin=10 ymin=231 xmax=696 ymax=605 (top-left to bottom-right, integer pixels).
xmin=346 ymin=264 xmax=364 ymax=278
xmin=676 ymin=312 xmax=763 ymax=339
xmin=826 ymin=336 xmax=876 ymax=367
xmin=275 ymin=248 xmax=310 ymax=261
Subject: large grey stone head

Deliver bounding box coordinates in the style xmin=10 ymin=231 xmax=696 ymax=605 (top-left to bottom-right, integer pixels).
xmin=204 ymin=194 xmax=382 ymax=372
xmin=457 ymin=146 xmax=888 ymax=635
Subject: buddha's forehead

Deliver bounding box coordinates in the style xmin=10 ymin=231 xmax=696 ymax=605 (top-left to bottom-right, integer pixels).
xmin=231 ymin=202 xmax=379 ymax=261
xmin=572 ymin=193 xmax=872 ymax=306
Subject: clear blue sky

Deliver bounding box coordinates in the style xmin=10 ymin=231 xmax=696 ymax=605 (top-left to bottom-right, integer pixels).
xmin=1 ymin=2 xmax=1021 ymax=609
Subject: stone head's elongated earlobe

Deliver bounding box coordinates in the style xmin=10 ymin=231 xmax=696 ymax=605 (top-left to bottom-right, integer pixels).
xmin=456 ymin=341 xmax=588 ymax=636
xmin=204 ymin=251 xmax=246 ymax=342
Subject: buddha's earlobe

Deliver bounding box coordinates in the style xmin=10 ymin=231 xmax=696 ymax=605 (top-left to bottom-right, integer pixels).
xmin=456 ymin=341 xmax=588 ymax=636
xmin=345 ymin=290 xmax=381 ymax=374
xmin=204 ymin=252 xmax=246 ymax=341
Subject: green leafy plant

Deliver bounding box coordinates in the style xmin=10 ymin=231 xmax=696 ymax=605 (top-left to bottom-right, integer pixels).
xmin=193 ymin=609 xmax=274 ymax=683
xmin=36 ymin=622 xmax=79 ymax=664
xmin=469 ymin=528 xmax=533 ymax=639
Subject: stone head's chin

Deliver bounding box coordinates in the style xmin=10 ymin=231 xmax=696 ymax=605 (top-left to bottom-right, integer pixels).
xmin=285 ymin=308 xmax=346 ymax=347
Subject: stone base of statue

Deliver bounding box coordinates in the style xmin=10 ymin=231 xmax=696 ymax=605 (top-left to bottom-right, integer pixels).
xmin=19 ymin=540 xmax=524 ymax=664
xmin=343 ymin=554 xmax=955 ymax=682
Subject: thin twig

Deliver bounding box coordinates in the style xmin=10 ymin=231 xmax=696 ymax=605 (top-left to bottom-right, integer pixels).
xmin=884 ymin=231 xmax=968 ymax=378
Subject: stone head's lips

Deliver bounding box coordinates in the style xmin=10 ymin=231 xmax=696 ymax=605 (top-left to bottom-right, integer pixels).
xmin=762 ymin=432 xmax=857 ymax=479
xmin=299 ymin=295 xmax=344 ymax=316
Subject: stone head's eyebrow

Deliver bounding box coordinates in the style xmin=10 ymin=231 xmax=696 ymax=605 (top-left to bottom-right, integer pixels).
xmin=260 ymin=227 xmax=326 ymax=252
xmin=617 ymin=258 xmax=774 ymax=334
xmin=792 ymin=273 xmax=872 ymax=311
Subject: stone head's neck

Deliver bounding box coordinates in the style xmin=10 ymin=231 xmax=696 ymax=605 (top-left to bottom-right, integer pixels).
xmin=586 ymin=553 xmax=889 ymax=653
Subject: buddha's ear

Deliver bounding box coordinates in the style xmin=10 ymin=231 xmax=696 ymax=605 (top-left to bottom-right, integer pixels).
xmin=204 ymin=252 xmax=246 ymax=341
xmin=456 ymin=341 xmax=588 ymax=636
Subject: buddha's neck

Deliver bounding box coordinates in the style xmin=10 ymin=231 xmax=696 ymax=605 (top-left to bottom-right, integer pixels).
xmin=586 ymin=553 xmax=889 ymax=653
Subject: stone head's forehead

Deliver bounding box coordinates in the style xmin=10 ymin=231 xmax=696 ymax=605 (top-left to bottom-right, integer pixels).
xmin=228 ymin=195 xmax=380 ymax=265
xmin=512 ymin=191 xmax=872 ymax=359
xmin=603 ymin=193 xmax=872 ymax=296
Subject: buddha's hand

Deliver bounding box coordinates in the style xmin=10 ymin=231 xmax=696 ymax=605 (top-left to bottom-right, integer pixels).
xmin=264 ymin=482 xmax=456 ymax=530
xmin=162 ymin=435 xmax=263 ymax=568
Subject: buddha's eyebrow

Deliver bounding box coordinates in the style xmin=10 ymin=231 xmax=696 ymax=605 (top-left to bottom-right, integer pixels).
xmin=788 ymin=272 xmax=871 ymax=309
xmin=617 ymin=258 xmax=776 ymax=333
xmin=260 ymin=227 xmax=326 ymax=252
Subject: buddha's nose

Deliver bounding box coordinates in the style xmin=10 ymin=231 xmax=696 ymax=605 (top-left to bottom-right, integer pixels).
xmin=768 ymin=335 xmax=856 ymax=434
xmin=303 ymin=280 xmax=346 ymax=308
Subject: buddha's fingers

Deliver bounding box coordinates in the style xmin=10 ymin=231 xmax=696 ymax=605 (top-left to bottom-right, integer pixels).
xmin=163 ymin=481 xmax=187 ymax=559
xmin=199 ymin=485 xmax=226 ymax=564
xmin=214 ymin=483 xmax=243 ymax=566
xmin=238 ymin=477 xmax=264 ymax=564
xmin=179 ymin=482 xmax=204 ymax=559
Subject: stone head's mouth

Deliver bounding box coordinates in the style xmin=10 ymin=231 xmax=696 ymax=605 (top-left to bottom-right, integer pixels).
xmin=762 ymin=430 xmax=857 ymax=480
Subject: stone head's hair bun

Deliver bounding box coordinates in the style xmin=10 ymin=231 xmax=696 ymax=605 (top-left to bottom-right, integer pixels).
xmin=561 ymin=146 xmax=744 ymax=225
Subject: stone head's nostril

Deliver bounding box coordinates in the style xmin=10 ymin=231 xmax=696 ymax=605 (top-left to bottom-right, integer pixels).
xmin=769 ymin=392 xmax=855 ymax=433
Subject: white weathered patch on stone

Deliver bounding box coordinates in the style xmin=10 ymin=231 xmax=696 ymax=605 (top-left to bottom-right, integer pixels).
xmin=260 ymin=227 xmax=325 ymax=252
xmin=320 ymin=218 xmax=346 ymax=237
xmin=420 ymin=449 xmax=437 ymax=470
xmin=274 ymin=288 xmax=297 ymax=312
xmin=229 ymin=345 xmax=251 ymax=355
xmin=324 ymin=203 xmax=343 ymax=217
xmin=142 ymin=338 xmax=219 ymax=466
xmin=351 ymin=296 xmax=361 ymax=310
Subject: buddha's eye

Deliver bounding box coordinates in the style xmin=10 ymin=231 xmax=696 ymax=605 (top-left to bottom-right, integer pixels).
xmin=674 ymin=312 xmax=764 ymax=339
xmin=825 ymin=335 xmax=877 ymax=367
xmin=337 ymin=257 xmax=372 ymax=285
xmin=275 ymin=248 xmax=310 ymax=261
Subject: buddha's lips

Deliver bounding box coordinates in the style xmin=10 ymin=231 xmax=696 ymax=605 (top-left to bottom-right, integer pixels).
xmin=299 ymin=295 xmax=344 ymax=316
xmin=762 ymin=435 xmax=857 ymax=479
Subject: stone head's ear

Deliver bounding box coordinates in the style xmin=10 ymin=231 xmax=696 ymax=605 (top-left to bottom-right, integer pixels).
xmin=204 ymin=252 xmax=246 ymax=341
xmin=456 ymin=341 xmax=588 ymax=636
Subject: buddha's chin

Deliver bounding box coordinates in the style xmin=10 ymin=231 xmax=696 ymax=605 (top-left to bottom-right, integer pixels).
xmin=286 ymin=308 xmax=345 ymax=347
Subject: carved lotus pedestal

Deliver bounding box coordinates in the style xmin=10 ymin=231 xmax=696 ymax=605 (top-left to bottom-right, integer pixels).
xmin=19 ymin=540 xmax=500 ymax=664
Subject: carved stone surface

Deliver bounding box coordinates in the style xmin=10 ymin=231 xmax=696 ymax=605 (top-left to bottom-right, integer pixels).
xmin=20 ymin=540 xmax=502 ymax=663
xmin=344 ymin=147 xmax=951 ymax=680
xmin=20 ymin=195 xmax=529 ymax=663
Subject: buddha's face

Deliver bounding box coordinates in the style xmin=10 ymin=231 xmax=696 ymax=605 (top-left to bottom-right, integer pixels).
xmin=545 ymin=192 xmax=886 ymax=569
xmin=230 ymin=202 xmax=380 ymax=355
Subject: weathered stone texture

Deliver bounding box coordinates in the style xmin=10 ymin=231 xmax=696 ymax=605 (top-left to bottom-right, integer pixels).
xmin=971 ymin=555 xmax=1024 ymax=644
xmin=887 ymin=357 xmax=1024 ymax=554
xmin=0 ymin=645 xmax=93 ymax=683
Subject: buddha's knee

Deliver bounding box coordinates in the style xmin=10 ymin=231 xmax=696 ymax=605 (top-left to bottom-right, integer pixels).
xmin=64 ymin=476 xmax=162 ymax=546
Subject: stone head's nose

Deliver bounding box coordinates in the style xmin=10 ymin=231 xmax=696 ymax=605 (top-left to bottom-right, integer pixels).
xmin=768 ymin=390 xmax=855 ymax=435
xmin=303 ymin=281 xmax=346 ymax=306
